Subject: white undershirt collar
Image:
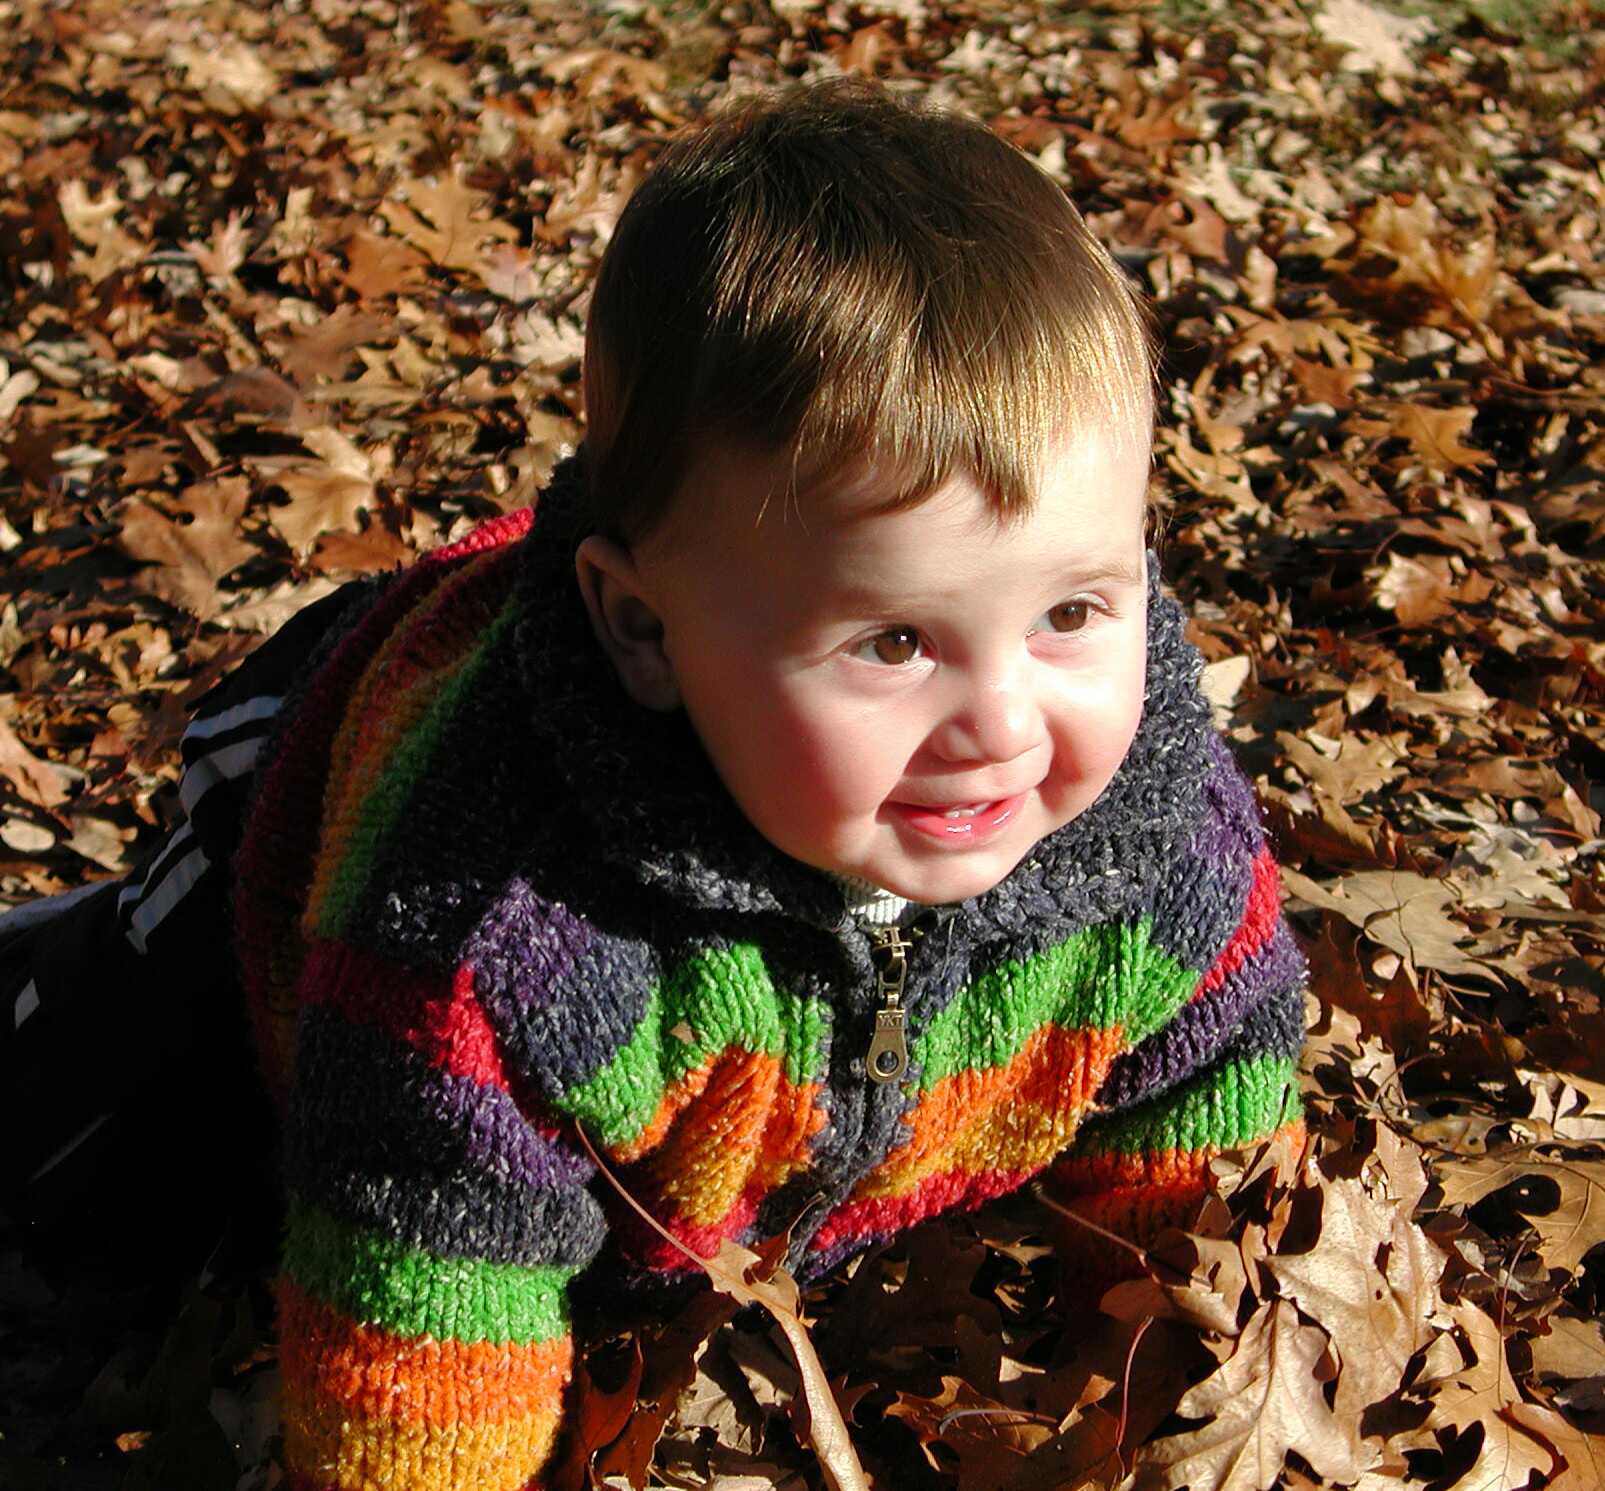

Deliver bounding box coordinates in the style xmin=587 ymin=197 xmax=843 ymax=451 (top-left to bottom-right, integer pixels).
xmin=829 ymin=872 xmax=918 ymax=927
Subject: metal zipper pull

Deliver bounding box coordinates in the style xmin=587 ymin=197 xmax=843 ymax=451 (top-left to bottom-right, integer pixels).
xmin=865 ymin=925 xmax=916 ymax=1085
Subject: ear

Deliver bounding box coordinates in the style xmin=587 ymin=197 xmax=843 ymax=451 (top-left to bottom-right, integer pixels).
xmin=574 ymin=535 xmax=681 ymax=711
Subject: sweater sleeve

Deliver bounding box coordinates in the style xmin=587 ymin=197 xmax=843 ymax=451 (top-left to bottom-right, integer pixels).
xmin=274 ymin=944 xmax=607 ymax=1491
xmin=1047 ymin=736 xmax=1307 ymax=1266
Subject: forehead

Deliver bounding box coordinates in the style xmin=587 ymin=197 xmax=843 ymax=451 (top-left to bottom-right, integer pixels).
xmin=644 ymin=425 xmax=1151 ymax=612
xmin=651 ymin=419 xmax=1151 ymax=558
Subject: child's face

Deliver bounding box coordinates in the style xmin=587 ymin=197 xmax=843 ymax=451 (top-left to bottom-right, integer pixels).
xmin=625 ymin=424 xmax=1152 ymax=905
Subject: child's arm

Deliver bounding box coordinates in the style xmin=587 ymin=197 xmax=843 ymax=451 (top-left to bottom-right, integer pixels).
xmin=1047 ymin=736 xmax=1308 ymax=1274
xmin=273 ymin=954 xmax=604 ymax=1491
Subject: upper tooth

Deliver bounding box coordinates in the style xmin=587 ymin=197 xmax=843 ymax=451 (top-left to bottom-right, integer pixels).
xmin=944 ymin=805 xmax=981 ymax=818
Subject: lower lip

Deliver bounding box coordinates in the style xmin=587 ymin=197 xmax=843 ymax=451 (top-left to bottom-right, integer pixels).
xmin=888 ymin=793 xmax=1026 ymax=844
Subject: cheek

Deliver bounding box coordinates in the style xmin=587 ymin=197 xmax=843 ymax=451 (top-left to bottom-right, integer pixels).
xmin=1053 ymin=634 xmax=1149 ymax=776
xmin=752 ymin=683 xmax=917 ymax=822
xmin=777 ymin=695 xmax=887 ymax=799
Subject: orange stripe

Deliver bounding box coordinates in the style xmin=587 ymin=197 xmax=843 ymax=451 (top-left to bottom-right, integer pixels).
xmin=1053 ymin=1116 xmax=1308 ymax=1197
xmin=854 ymin=1023 xmax=1123 ymax=1201
xmin=277 ymin=1280 xmax=571 ymax=1431
xmin=282 ymin=1400 xmax=563 ymax=1491
xmin=610 ymin=1049 xmax=825 ymax=1227
xmin=306 ymin=551 xmax=516 ymax=932
xmin=341 ymin=548 xmax=515 ymax=784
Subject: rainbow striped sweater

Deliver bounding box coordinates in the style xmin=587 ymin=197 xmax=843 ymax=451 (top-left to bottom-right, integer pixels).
xmin=233 ymin=461 xmax=1306 ymax=1491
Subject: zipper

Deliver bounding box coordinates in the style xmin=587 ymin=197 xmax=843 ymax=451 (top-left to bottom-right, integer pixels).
xmin=864 ymin=924 xmax=921 ymax=1084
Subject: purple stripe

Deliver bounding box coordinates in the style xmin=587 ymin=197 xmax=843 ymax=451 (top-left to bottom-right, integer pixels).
xmin=1097 ymin=921 xmax=1305 ymax=1110
xmin=287 ymin=1009 xmax=605 ymax=1266
xmin=467 ymin=876 xmax=660 ymax=1092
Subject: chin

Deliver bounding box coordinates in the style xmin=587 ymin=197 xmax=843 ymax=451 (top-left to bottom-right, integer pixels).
xmin=871 ymin=853 xmax=1022 ymax=907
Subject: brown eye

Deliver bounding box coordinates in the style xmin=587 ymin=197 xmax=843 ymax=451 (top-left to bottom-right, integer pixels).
xmin=870 ymin=627 xmax=921 ymax=665
xmin=1047 ymin=601 xmax=1091 ymax=633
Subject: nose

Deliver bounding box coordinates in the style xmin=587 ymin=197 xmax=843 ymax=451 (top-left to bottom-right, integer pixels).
xmin=929 ymin=663 xmax=1040 ymax=766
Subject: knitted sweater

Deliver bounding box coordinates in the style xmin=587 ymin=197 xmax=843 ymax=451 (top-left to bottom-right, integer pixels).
xmin=233 ymin=459 xmax=1307 ymax=1491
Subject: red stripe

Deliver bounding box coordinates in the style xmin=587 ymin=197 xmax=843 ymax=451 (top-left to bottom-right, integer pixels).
xmin=809 ymin=1165 xmax=1034 ymax=1256
xmin=235 ymin=529 xmax=525 ymax=1107
xmin=1192 ymin=846 xmax=1280 ymax=1001
xmin=427 ymin=505 xmax=535 ymax=563
xmin=614 ymin=1185 xmax=765 ymax=1276
xmin=299 ymin=943 xmax=513 ymax=1095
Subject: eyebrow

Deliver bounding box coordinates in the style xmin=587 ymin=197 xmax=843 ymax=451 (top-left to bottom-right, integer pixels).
xmin=1059 ymin=555 xmax=1147 ymax=588
xmin=828 ymin=554 xmax=1147 ymax=614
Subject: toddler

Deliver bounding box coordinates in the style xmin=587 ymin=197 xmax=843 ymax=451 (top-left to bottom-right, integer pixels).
xmin=2 ymin=80 xmax=1306 ymax=1490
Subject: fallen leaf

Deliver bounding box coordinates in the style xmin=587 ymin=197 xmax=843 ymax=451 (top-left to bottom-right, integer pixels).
xmin=275 ymin=307 xmax=395 ymax=387
xmin=1131 ymin=1298 xmax=1377 ymax=1490
xmin=1432 ymin=1152 xmax=1605 ymax=1273
xmin=265 ymin=428 xmax=383 ymax=554
xmin=117 ymin=479 xmax=257 ymax=620
xmin=578 ymin=1127 xmax=868 ymax=1491
xmin=1409 ymin=1301 xmax=1557 ymax=1489
xmin=1281 ymin=868 xmax=1483 ymax=977
xmin=1313 ymin=0 xmax=1433 ymax=77
xmin=1266 ymin=1176 xmax=1446 ymax=1421
xmin=1527 ymin=1312 xmax=1605 ymax=1384
xmin=0 ymin=716 xmax=69 ymax=808
xmin=1350 ymin=404 xmax=1491 ymax=472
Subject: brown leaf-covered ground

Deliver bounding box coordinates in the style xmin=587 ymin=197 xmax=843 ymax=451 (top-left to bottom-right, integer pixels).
xmin=2 ymin=0 xmax=1603 ymax=1487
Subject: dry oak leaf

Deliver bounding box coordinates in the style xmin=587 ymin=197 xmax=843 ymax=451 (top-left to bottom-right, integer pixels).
xmin=0 ymin=363 xmax=39 ymax=421
xmin=1372 ymin=552 xmax=1460 ymax=627
xmin=168 ymin=39 xmax=278 ymax=111
xmin=265 ymin=428 xmax=386 ymax=556
xmin=57 ymin=178 xmax=146 ymax=284
xmin=696 ymin=1238 xmax=866 ymax=1491
xmin=1522 ymin=1070 xmax=1605 ymax=1144
xmin=1504 ymin=1401 xmax=1605 ymax=1490
xmin=1431 ymin=1151 xmax=1605 ymax=1274
xmin=899 ymin=1372 xmax=1131 ymax=1491
xmin=117 ymin=479 xmax=256 ymax=621
xmin=538 ymin=150 xmax=643 ymax=247
xmin=1409 ymin=1301 xmax=1556 ymax=1491
xmin=341 ymin=230 xmax=430 ymax=299
xmin=577 ymin=1125 xmax=867 ymax=1491
xmin=310 ymin=523 xmax=413 ymax=576
xmin=1349 ymin=403 xmax=1491 ymax=472
xmin=1275 ymin=730 xmax=1406 ymax=803
xmin=1352 ymin=196 xmax=1501 ymax=326
xmin=1266 ymin=1175 xmax=1448 ymax=1422
xmin=1131 ymin=1298 xmax=1377 ymax=1491
xmin=274 ymin=307 xmax=395 ymax=388
xmin=380 ymin=169 xmax=517 ymax=274
xmin=183 ymin=208 xmax=251 ymax=279
xmin=1313 ymin=0 xmax=1433 ymax=76
xmin=1527 ymin=1312 xmax=1605 ymax=1386
xmin=1280 ymin=868 xmax=1482 ymax=977
xmin=0 ymin=716 xmax=69 ymax=809
xmin=1291 ymin=355 xmax=1369 ymax=408
xmin=546 ymin=1337 xmax=644 ymax=1491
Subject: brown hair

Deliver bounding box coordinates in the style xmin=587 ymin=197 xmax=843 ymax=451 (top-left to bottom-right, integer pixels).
xmin=581 ymin=79 xmax=1153 ymax=540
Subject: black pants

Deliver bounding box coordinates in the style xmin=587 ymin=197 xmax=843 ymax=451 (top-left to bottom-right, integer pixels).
xmin=0 ymin=586 xmax=363 ymax=1277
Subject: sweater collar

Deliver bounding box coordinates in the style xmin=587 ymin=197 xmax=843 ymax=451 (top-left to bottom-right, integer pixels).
xmin=511 ymin=457 xmax=1215 ymax=938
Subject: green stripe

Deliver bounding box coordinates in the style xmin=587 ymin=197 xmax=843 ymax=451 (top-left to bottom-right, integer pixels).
xmin=316 ymin=592 xmax=521 ymax=939
xmin=1074 ymin=1052 xmax=1301 ymax=1159
xmin=557 ymin=942 xmax=828 ymax=1149
xmin=913 ymin=919 xmax=1197 ymax=1090
xmin=559 ymin=984 xmax=667 ymax=1148
xmin=282 ymin=1201 xmax=576 ymax=1346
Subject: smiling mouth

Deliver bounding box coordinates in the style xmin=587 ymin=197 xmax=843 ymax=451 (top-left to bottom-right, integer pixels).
xmin=888 ymin=793 xmax=1027 ymax=842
